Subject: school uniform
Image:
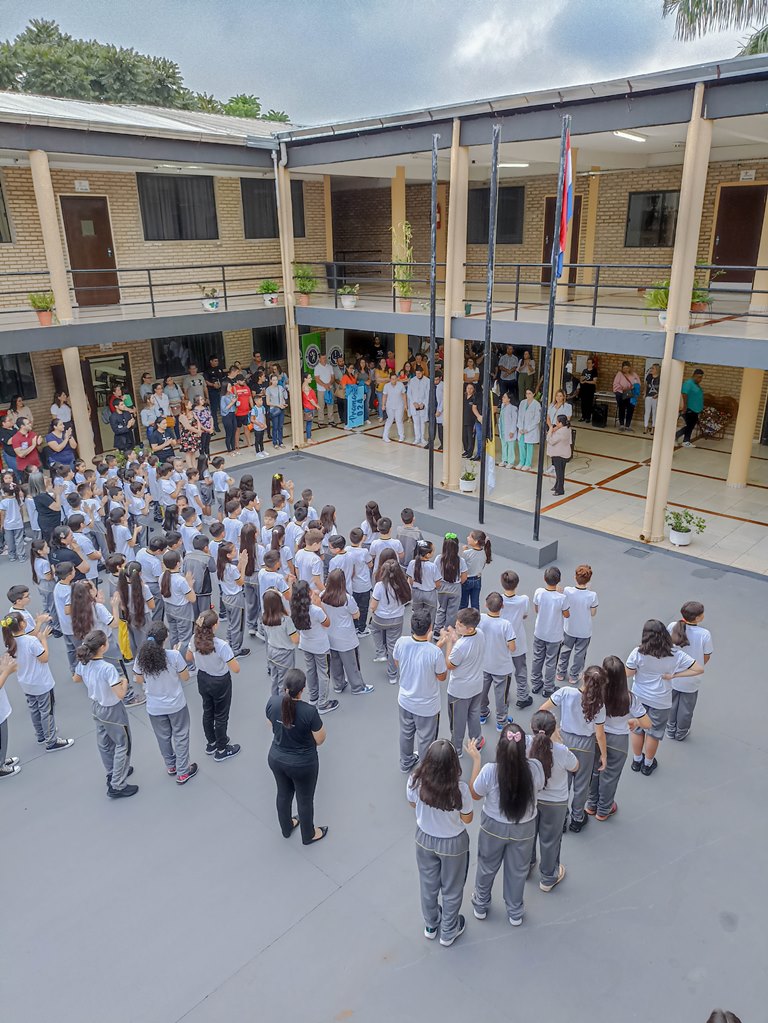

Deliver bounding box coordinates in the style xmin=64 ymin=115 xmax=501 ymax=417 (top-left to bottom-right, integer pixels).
xmin=34 ymin=555 xmax=59 ymax=629
xmin=75 ymin=531 xmax=101 ymax=582
xmin=220 ymin=562 xmax=246 ymax=655
xmin=371 ymin=581 xmax=407 ymax=682
xmin=471 ymin=758 xmax=545 ymax=923
xmin=0 ymin=676 xmax=12 ymax=771
xmin=396 ymin=523 xmax=424 ymax=567
xmin=666 ymin=621 xmax=713 ymax=740
xmin=295 ymin=548 xmax=323 ymax=588
xmin=369 ymin=537 xmax=404 ymax=575
xmin=9 ymin=605 xmax=35 ymax=635
xmin=447 ymin=631 xmax=484 ymax=753
xmin=78 ymin=658 xmax=132 ymax=791
xmin=407 ymin=775 xmax=472 ymax=945
xmin=527 ymin=736 xmax=578 ymax=887
xmin=25 ymin=495 xmax=41 ymax=541
xmin=136 ymin=548 xmax=164 ymax=622
xmin=433 ymin=555 xmax=467 ymax=639
xmin=626 ymin=646 xmax=695 ymax=742
xmin=83 ymin=497 xmax=109 ymax=559
xmin=189 ymin=635 xmax=236 ymax=753
xmin=180 ymin=524 xmax=201 ymax=554
xmin=182 ymin=547 xmax=213 ymax=621
xmin=138 ymin=649 xmax=191 ymax=776
xmin=557 ymin=586 xmax=599 ymax=682
xmin=0 ymin=495 xmax=24 ymax=560
xmin=328 ymin=550 xmax=355 ymax=591
xmin=407 ymin=558 xmax=441 ymax=628
xmin=530 ymin=588 xmax=570 ymax=695
xmin=347 ymin=546 xmax=373 ymax=634
xmin=325 ymin=596 xmax=367 ymax=694
xmin=53 ymin=580 xmax=78 ymax=672
xmin=12 ymin=633 xmax=61 ymax=747
xmin=212 ymin=470 xmax=231 ymax=518
xmin=587 ymin=693 xmax=646 ymax=818
xmin=549 ymin=686 xmax=606 ymax=824
xmin=223 ymin=516 xmax=244 ymax=553
xmin=162 ymin=573 xmax=195 ymax=658
xmin=297 ymin=605 xmax=332 ymax=710
xmin=501 ymin=593 xmax=530 ymax=703
xmin=478 ymin=614 xmax=515 ymax=726
xmin=393 ymin=636 xmax=446 ymax=771
xmin=244 ymin=550 xmax=266 ymax=637
xmin=459 ymin=546 xmax=486 ymax=610
xmin=284 ymin=520 xmax=306 ymax=556
xmin=121 ymin=582 xmax=154 ymax=664
xmin=263 ymin=617 xmax=298 ymax=696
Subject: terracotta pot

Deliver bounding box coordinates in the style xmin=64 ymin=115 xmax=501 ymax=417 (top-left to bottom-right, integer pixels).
xmin=36 ymin=310 xmax=53 ymax=326
xmin=398 ymin=297 xmax=412 ymax=313
xmin=690 ymin=301 xmax=708 ymax=313
xmin=297 ymin=293 xmax=311 ymax=307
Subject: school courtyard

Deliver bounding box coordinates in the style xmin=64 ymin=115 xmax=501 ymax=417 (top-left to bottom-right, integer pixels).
xmin=2 ymin=453 xmax=761 ymax=1023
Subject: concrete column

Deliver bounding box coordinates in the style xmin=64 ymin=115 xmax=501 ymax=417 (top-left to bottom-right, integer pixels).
xmin=323 ymin=175 xmax=334 ymax=263
xmin=441 ymin=120 xmax=469 ymax=489
xmin=726 ymin=368 xmax=764 ymax=487
xmin=60 ymin=347 xmax=95 ymax=463
xmin=641 ymin=84 xmax=712 ymax=542
xmin=274 ymin=158 xmax=305 ymax=449
xmin=28 ymin=149 xmax=73 ymax=323
xmin=549 ymin=349 xmax=565 ymax=405
xmin=556 ymin=146 xmax=578 ymax=304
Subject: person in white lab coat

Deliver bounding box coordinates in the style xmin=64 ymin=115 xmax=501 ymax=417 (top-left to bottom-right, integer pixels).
xmin=517 ymin=389 xmax=542 ymax=471
xmin=382 ymin=374 xmax=406 ymax=443
xmin=407 ymin=367 xmax=430 ymax=446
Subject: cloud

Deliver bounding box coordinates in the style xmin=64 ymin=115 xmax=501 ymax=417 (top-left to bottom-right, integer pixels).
xmin=454 ymin=2 xmax=567 ymax=65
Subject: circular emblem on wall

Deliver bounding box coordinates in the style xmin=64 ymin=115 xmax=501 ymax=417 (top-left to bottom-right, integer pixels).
xmin=329 ymin=345 xmax=343 ymax=364
xmin=304 ymin=342 xmax=321 ymax=367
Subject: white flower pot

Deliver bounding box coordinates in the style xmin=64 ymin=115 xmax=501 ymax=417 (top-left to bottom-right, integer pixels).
xmin=669 ymin=527 xmax=691 ymax=547
xmin=262 ymin=294 xmax=278 ymax=306
xmin=459 ymin=478 xmax=476 ymax=493
xmin=201 ymin=299 xmax=219 ymax=312
xmin=658 ymin=311 xmax=667 ymax=327
xmin=340 ymin=295 xmax=358 ymax=309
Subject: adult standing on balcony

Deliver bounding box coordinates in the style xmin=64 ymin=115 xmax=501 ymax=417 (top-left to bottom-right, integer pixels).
xmin=498 ymin=346 xmax=519 ymax=402
xmin=9 ymin=396 xmax=34 ymax=428
xmin=138 ymin=373 xmax=154 ymax=403
xmin=109 ymin=401 xmax=136 ymax=454
xmin=462 ymin=383 xmax=483 ymax=461
xmin=612 ymin=361 xmax=641 ymax=432
xmin=233 ymin=375 xmax=253 ymax=453
xmin=205 ymin=356 xmax=226 ymax=433
xmin=266 ymin=373 xmax=288 ymax=449
xmin=0 ymin=413 xmax=18 ymax=478
xmin=382 ymin=372 xmax=406 ymax=444
xmin=219 ymin=382 xmax=237 ymax=455
xmin=182 ymin=364 xmax=206 ymax=406
xmin=164 ymin=376 xmax=183 ymax=436
xmin=177 ymin=400 xmax=202 ymax=470
xmin=374 ymin=357 xmax=389 ymax=420
xmin=192 ymin=396 xmax=214 ymax=461
xmin=676 ymin=368 xmax=705 ymax=449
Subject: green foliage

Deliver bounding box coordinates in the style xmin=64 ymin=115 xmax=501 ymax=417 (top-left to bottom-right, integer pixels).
xmin=293 ymin=264 xmax=318 ymax=295
xmin=264 ymin=109 xmax=290 ymax=123
xmin=740 ymin=23 xmax=768 ymax=51
xmin=663 ymin=0 xmax=768 ymax=55
xmin=198 ymin=284 xmax=219 ymax=299
xmin=460 ymin=470 xmax=477 ymax=481
xmin=258 ymin=279 xmax=280 ymax=294
xmin=28 ymin=291 xmax=55 ymax=310
xmin=391 ymin=221 xmax=415 ymax=298
xmin=223 ymin=94 xmax=262 ymax=119
xmin=194 ymin=92 xmax=224 ymax=114
xmin=665 ymin=506 xmax=707 ymax=534
xmin=338 ymin=284 xmax=359 ymax=296
xmin=644 ymin=279 xmax=671 ymax=311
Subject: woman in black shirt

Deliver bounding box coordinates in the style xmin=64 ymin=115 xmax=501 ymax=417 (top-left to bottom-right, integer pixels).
xmin=266 ymin=668 xmax=328 ymax=845
xmin=28 ymin=471 xmax=63 ymax=543
xmin=578 ymin=358 xmax=598 ymax=422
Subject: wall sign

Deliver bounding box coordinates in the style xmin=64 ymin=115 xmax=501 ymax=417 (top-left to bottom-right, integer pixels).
xmin=74 ymin=179 xmax=90 ymax=192
xmin=739 ymin=169 xmax=756 ymax=181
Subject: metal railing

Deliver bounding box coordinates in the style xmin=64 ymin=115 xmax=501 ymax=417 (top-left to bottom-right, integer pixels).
xmin=299 ymin=258 xmax=447 ymax=312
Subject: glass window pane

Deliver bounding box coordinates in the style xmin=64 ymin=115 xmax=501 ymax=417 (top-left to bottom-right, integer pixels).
xmin=291 ymin=180 xmax=305 ymax=238
xmin=0 ymin=354 xmax=37 ymax=402
xmin=625 ymin=190 xmax=679 ymax=247
xmin=137 ymin=174 xmax=218 ymax=241
xmin=151 ymin=333 xmax=225 ymax=379
xmin=0 ymin=182 xmax=11 ymax=243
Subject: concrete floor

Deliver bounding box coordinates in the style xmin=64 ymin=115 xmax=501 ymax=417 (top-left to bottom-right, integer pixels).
xmin=2 ymin=453 xmax=761 ymax=1023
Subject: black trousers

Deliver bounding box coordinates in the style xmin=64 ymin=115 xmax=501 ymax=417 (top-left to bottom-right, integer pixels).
xmin=551 ymin=456 xmax=567 ymax=495
xmin=353 ymin=588 xmax=371 ymax=634
xmin=676 ymin=410 xmax=699 ymax=443
xmin=253 ymin=429 xmax=265 ymax=453
xmin=197 ymin=669 xmax=232 ymax=750
xmin=268 ymin=751 xmax=319 ymax=844
xmin=579 ymin=384 xmax=595 ymax=421
xmin=462 ymin=423 xmax=474 ymax=455
xmin=615 ymin=393 xmax=634 ymax=427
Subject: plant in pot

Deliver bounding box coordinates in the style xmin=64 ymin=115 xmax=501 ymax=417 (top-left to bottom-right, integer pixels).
xmin=644 ymin=279 xmax=671 ymax=326
xmin=339 ymin=284 xmax=359 ymax=310
xmin=28 ymin=291 xmax=56 ymax=326
xmin=459 ymin=469 xmax=477 ymax=493
xmin=198 ymin=285 xmax=220 ymax=312
xmin=258 ymin=279 xmax=280 ymax=306
xmin=293 ymin=264 xmax=317 ymax=306
xmin=391 ymin=220 xmax=415 ymax=312
xmin=664 ymin=507 xmax=706 ymax=547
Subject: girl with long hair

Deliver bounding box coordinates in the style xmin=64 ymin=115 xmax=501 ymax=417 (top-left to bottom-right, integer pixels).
xmin=527 ymin=709 xmax=577 ymax=892
xmin=115 ymin=560 xmax=155 ymax=661
xmin=407 ymin=738 xmax=473 ymax=947
xmin=321 ymin=569 xmax=373 ymax=697
xmin=290 ymin=581 xmax=337 ymax=715
xmin=433 ymin=533 xmax=468 ymax=640
xmin=361 ymin=500 xmax=382 ymax=546
xmin=69 ymin=578 xmax=145 ymax=703
xmin=265 ymin=668 xmax=328 ymax=845
xmin=318 ymin=504 xmax=337 ymax=573
xmin=186 ymin=610 xmax=241 ymax=762
xmin=370 ymin=558 xmax=411 ymax=684
xmin=540 ymin=665 xmax=608 ymax=833
xmin=30 ymin=538 xmax=60 ymax=633
xmin=270 ymin=523 xmax=295 ymax=577
xmin=667 ymin=600 xmax=712 ymax=742
xmin=72 ymin=630 xmax=138 ymax=798
xmin=466 ymin=725 xmax=543 ymax=926
xmin=134 ymin=622 xmax=196 ymax=784
xmin=159 ymin=549 xmax=196 ymax=660
xmin=585 ymin=655 xmax=651 ymax=821
xmin=216 ymin=541 xmax=250 ymax=658
xmin=177 ymin=398 xmax=201 ymax=470
xmin=270 ymin=472 xmax=294 ymax=503
xmin=407 ymin=539 xmax=441 ymax=630
xmin=626 ymin=619 xmax=702 ymax=776
xmin=459 ymin=529 xmax=492 ymax=610
xmin=262 ymin=589 xmax=299 ymax=696
xmin=240 ymin=522 xmax=264 ymax=641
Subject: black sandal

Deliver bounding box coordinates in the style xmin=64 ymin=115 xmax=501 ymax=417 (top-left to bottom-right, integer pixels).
xmin=305 ymin=825 xmax=328 ymax=845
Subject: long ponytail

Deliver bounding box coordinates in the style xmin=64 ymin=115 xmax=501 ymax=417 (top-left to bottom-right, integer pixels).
xmin=281 ymin=668 xmax=306 ymax=729
xmin=670 ymin=601 xmax=704 ymax=648
xmin=495 ymin=723 xmax=533 ymax=822
xmin=1 ymin=611 xmax=23 ymax=658
xmin=30 ymin=539 xmax=47 ymax=585
xmin=160 ymin=549 xmax=181 ymax=599
xmin=440 ymin=534 xmax=459 ymax=584
xmin=529 ymin=710 xmax=555 ymax=784
xmin=471 ymin=529 xmax=492 ymax=565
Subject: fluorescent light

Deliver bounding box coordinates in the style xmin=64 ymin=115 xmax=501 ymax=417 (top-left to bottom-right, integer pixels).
xmin=613 ymin=130 xmax=646 ymax=143
xmin=498 ymin=161 xmax=529 ymax=168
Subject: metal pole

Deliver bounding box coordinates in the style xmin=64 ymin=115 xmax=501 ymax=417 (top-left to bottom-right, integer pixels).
xmin=427 ymin=133 xmax=440 ymax=509
xmin=478 ymin=123 xmax=501 ymax=525
xmin=532 ymin=114 xmax=571 ymax=541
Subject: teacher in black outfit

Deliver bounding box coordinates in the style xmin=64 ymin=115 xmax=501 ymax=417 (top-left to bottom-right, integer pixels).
xmin=266 ymin=668 xmax=328 ymax=845
xmin=578 ymin=357 xmax=598 ymax=422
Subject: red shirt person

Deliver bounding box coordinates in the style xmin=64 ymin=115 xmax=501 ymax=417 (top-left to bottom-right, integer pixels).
xmin=10 ymin=417 xmax=42 ymax=472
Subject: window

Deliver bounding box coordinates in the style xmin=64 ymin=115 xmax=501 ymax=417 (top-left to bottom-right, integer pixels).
xmin=625 ymin=190 xmax=679 ymax=247
xmin=0 ymin=181 xmax=11 ymax=243
xmin=137 ymin=173 xmax=218 ymax=241
xmin=467 ymin=185 xmax=524 ymax=245
xmin=241 ymin=178 xmax=305 ymax=238
xmin=151 ymin=333 xmax=226 ymax=379
xmin=251 ymin=325 xmax=286 ymax=364
xmin=0 ymin=354 xmax=36 ymax=403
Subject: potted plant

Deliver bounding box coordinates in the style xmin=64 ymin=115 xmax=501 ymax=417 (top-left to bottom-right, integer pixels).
xmin=293 ymin=264 xmax=317 ymax=306
xmin=459 ymin=469 xmax=477 ymax=493
xmin=391 ymin=220 xmax=414 ymax=312
xmin=645 ymin=269 xmax=719 ymax=325
xmin=258 ymin=279 xmax=280 ymax=306
xmin=198 ymin=285 xmax=220 ymax=312
xmin=28 ymin=291 xmax=55 ymax=326
xmin=339 ymin=284 xmax=359 ymax=310
xmin=664 ymin=507 xmax=706 ymax=547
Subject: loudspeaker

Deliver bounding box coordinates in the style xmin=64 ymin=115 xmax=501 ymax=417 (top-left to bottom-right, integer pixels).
xmin=592 ymin=403 xmax=608 ymax=428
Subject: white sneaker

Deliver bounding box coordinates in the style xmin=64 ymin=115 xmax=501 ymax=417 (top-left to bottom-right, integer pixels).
xmin=383 ymin=437 xmax=391 ymax=443
xmin=373 ymin=655 xmax=387 ymax=663
xmin=544 ymin=466 xmax=555 ymax=475
xmin=682 ymin=441 xmax=696 ymax=448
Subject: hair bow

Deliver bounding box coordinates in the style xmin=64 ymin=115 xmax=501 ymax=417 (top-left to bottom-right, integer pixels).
xmin=506 ymin=729 xmax=523 ymax=743
xmin=1 ymin=616 xmax=14 ymax=628
xmin=444 ymin=532 xmax=458 ymax=540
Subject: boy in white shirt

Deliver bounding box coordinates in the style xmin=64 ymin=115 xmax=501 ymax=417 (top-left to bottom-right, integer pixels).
xmin=667 ymin=599 xmax=713 ymax=741
xmin=0 ymin=486 xmax=24 ymax=561
xmin=439 ymin=607 xmax=485 ymax=755
xmin=223 ymin=500 xmax=244 ymax=552
xmin=347 ymin=527 xmax=373 ymax=637
xmin=478 ymin=592 xmax=516 ymax=729
xmin=369 ymin=517 xmax=404 ymax=574
xmin=328 ymin=535 xmax=354 ymax=591
xmin=211 ymin=458 xmax=232 ymax=521
xmin=393 ymin=608 xmax=447 ymax=773
xmin=557 ymin=564 xmax=598 ymax=684
xmin=501 ymin=569 xmax=532 ymax=709
xmin=531 ymin=566 xmax=570 ymax=697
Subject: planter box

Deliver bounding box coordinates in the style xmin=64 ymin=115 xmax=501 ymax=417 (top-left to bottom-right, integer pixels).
xmin=459 ymin=478 xmax=476 ymax=493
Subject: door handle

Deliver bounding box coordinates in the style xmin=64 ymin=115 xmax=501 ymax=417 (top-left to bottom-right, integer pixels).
xmin=107 ymin=247 xmax=113 ymax=257
xmin=715 ymin=236 xmax=719 ymax=246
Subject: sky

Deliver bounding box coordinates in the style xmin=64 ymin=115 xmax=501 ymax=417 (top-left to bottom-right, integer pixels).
xmin=0 ymin=0 xmax=747 ymax=125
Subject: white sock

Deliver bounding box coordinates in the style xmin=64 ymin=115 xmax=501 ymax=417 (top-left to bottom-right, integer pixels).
xmin=633 ymin=754 xmax=643 ymax=762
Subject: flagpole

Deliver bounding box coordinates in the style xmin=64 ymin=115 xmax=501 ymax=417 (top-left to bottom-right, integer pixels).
xmin=532 ymin=114 xmax=571 ymax=542
xmin=478 ymin=123 xmax=501 ymax=525
xmin=427 ymin=132 xmax=440 ymax=510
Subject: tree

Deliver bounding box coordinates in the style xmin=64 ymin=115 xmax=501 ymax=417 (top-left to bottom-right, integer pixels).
xmin=222 ymin=93 xmax=262 ymax=119
xmin=264 ymin=109 xmax=290 ymax=123
xmin=663 ymin=0 xmax=768 ymax=54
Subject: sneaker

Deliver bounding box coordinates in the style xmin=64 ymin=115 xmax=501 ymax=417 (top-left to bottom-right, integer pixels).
xmin=373 ymin=655 xmax=388 ymax=663
xmin=51 ymin=629 xmax=63 ymax=638
xmin=584 ymin=804 xmax=597 ymax=816
xmin=0 ymin=763 xmax=21 ymax=778
xmin=631 ymin=758 xmax=643 ymax=772
xmin=640 ymin=758 xmax=658 ymax=776
xmin=248 ymin=629 xmax=257 ymax=637
xmin=472 ymin=896 xmax=487 ymax=920
xmin=36 ymin=736 xmax=46 ymax=744
xmin=3 ymin=756 xmax=19 ymax=767
xmin=214 ymin=744 xmax=241 ymax=762
xmin=682 ymin=441 xmax=696 ymax=448
xmin=107 ymin=783 xmax=139 ymax=798
xmin=333 ymin=684 xmax=348 ymax=694
xmin=400 ymin=755 xmax=419 ymax=774
xmin=479 ymin=714 xmax=488 ymax=725
xmin=388 ymin=676 xmax=398 ymax=685
xmin=45 ymin=738 xmax=74 ymax=752
xmin=424 ymin=924 xmax=439 ymax=940
xmin=318 ymin=700 xmax=340 ymax=714
xmin=176 ymin=763 xmax=199 ymax=785
xmin=357 ymin=628 xmax=372 ymax=638
xmin=205 ymin=742 xmax=217 ymax=756
xmin=568 ymin=816 xmax=587 ymax=833
xmin=596 ymin=802 xmax=618 ymax=821
xmin=508 ymin=915 xmax=523 ymax=927
xmin=124 ymin=692 xmax=147 ymax=707
xmin=235 ymin=648 xmax=251 ymax=657
xmin=167 ymin=766 xmax=177 ymax=775
xmin=439 ymin=914 xmax=466 ymax=947
xmin=352 ymin=685 xmax=375 ymax=695
xmin=516 ymin=696 xmax=533 ymax=709
xmin=544 ymin=466 xmax=555 ymax=475
xmin=106 ymin=766 xmax=134 ymax=785
xmin=539 ymin=864 xmax=566 ymax=892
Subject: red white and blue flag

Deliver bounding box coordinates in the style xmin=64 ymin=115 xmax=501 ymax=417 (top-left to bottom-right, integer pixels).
xmin=556 ymin=130 xmax=573 ymax=279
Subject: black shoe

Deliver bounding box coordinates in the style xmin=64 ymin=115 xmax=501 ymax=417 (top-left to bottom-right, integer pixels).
xmin=630 ymin=758 xmax=643 ymax=772
xmin=516 ymin=696 xmax=533 ymax=709
xmin=214 ymin=744 xmax=241 ymax=762
xmin=318 ymin=699 xmax=340 ymax=714
xmin=531 ymin=685 xmax=542 ymax=695
xmin=640 ymin=758 xmax=658 ymax=776
xmin=303 ymin=825 xmax=329 ymax=846
xmin=106 ymin=766 xmax=134 ymax=784
xmin=205 ymin=742 xmax=217 ymax=756
xmin=568 ymin=816 xmax=587 ymax=833
xmin=51 ymin=629 xmax=63 ymax=639
xmin=107 ymin=783 xmax=139 ymax=798
xmin=235 ymin=647 xmax=251 ymax=657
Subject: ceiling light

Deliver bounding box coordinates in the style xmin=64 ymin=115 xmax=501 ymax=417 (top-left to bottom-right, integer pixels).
xmin=612 ymin=130 xmax=646 ymax=143
xmin=498 ymin=161 xmax=529 ymax=168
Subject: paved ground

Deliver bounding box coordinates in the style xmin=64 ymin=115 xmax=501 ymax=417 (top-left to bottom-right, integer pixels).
xmin=2 ymin=452 xmax=761 ymax=1023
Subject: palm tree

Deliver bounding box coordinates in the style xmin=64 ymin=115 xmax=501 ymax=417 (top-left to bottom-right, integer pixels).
xmin=663 ymin=0 xmax=768 ymax=54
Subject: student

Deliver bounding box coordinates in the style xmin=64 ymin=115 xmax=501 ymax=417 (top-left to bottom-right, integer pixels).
xmin=478 ymin=592 xmax=516 ymax=730
xmin=68 ymin=514 xmax=102 ymax=583
xmin=260 ymin=507 xmax=278 ymax=549
xmin=500 ymin=570 xmax=531 ymax=709
xmin=266 ymin=668 xmax=328 ymax=845
xmin=498 ymin=391 xmax=518 ymax=468
xmin=382 ymin=372 xmax=406 ymax=443
xmin=433 ymin=533 xmax=468 ymax=641
xmin=159 ymin=550 xmax=196 ymax=660
xmin=262 ymin=589 xmax=299 ymax=696
xmin=73 ymin=630 xmax=138 ymax=798
xmin=211 ymin=458 xmax=233 ymax=520
xmin=406 ymin=738 xmax=473 ymax=947
xmin=134 ymin=622 xmax=196 ymax=784
xmin=466 ymin=725 xmax=544 ymax=926
xmin=540 ymin=665 xmax=607 ymax=832
xmin=295 ymin=528 xmax=325 ymax=591
xmin=360 ymin=500 xmax=382 ymax=547
xmin=407 ymin=365 xmax=430 ymax=445
xmin=2 ymin=613 xmax=73 ymax=751
xmin=626 ymin=620 xmax=702 ymax=776
xmin=217 ymin=541 xmax=251 ymax=658
xmin=115 ymin=560 xmax=155 ymax=663
xmin=207 ymin=522 xmax=227 ymax=622
xmin=557 ymin=564 xmax=598 ymax=685
xmin=300 ymin=488 xmax=319 ymax=522
xmin=223 ymin=499 xmax=244 ymax=553
xmin=396 ymin=507 xmax=424 ymax=566
xmin=667 ymin=600 xmax=713 ymax=741
xmin=30 ymin=539 xmax=60 ymax=633
xmin=527 ymin=709 xmax=578 ymax=891
xmin=239 ymin=523 xmax=264 ymax=639
xmin=290 ymin=581 xmax=338 ymax=714
xmin=530 ymin=566 xmax=569 ymax=696
xmin=370 ymin=558 xmax=411 ymax=684
xmin=440 ymin=607 xmax=485 ymax=755
xmin=328 ymin=535 xmax=354 ymax=591
xmin=258 ymin=549 xmax=291 ymax=604
xmin=183 ymin=533 xmax=213 ymax=622
xmin=53 ymin=562 xmax=79 ymax=671
xmin=270 ymin=524 xmax=294 ymax=577
xmin=459 ymin=530 xmax=492 ymax=610
xmin=407 ymin=540 xmax=441 ymax=629
xmin=186 ymin=610 xmax=241 ymax=761
xmin=585 ymin=655 xmax=651 ymax=821
xmin=136 ymin=536 xmax=167 ymax=622
xmin=7 ymin=584 xmax=35 ymax=634
xmin=0 ymin=484 xmax=24 ymax=561
xmin=318 ymin=505 xmax=337 ymax=571
xmin=249 ymin=393 xmax=267 ymax=457
xmin=393 ymin=608 xmax=447 ymax=773
xmin=322 ymin=569 xmax=374 ymax=697
xmin=347 ymin=527 xmax=373 ymax=636
xmin=240 ymin=490 xmax=261 ymax=532
xmin=285 ymin=504 xmax=308 ymax=555
xmin=369 ymin=517 xmax=404 ymax=574
xmin=179 ymin=507 xmax=201 ymax=555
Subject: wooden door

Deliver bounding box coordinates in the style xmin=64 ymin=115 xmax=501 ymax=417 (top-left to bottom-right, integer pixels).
xmin=712 ymin=185 xmax=767 ymax=285
xmin=542 ymin=194 xmax=582 ymax=285
xmin=60 ymin=196 xmax=120 ymax=306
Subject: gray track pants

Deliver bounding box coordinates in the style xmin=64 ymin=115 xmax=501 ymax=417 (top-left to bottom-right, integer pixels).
xmin=512 ymin=653 xmax=529 ymax=701
xmin=530 ymin=637 xmax=561 ymax=695
xmin=93 ymin=700 xmax=131 ymax=790
xmin=472 ymin=811 xmax=536 ymax=922
xmin=302 ymin=650 xmax=330 ymax=709
xmin=222 ymin=592 xmax=246 ymax=655
xmin=372 ymin=615 xmax=403 ymax=680
xmin=149 ymin=705 xmax=190 ymax=776
xmin=667 ymin=690 xmax=698 ymax=740
xmin=448 ymin=692 xmax=482 ymax=753
xmin=531 ymin=800 xmax=568 ymax=887
xmin=557 ymin=633 xmax=591 ymax=682
xmin=560 ymin=729 xmax=597 ymax=824
xmin=412 ymin=590 xmax=438 ymax=630
xmin=434 ymin=589 xmax=460 ymax=639
xmin=587 ymin=734 xmax=627 ymax=817
xmin=244 ymin=578 xmax=261 ymax=635
xmin=164 ymin=603 xmax=194 ymax=658
xmin=399 ymin=704 xmax=438 ymax=771
xmin=480 ymin=672 xmax=511 ymax=724
xmin=415 ymin=828 xmax=470 ymax=944
xmin=25 ymin=689 xmax=58 ymax=746
xmin=267 ymin=645 xmax=296 ymax=697
xmin=330 ymin=647 xmax=366 ymax=693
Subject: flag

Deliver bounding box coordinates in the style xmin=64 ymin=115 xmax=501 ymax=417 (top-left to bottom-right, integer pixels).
xmin=556 ymin=129 xmax=573 ymax=279
xmin=485 ymin=408 xmax=496 ymax=493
